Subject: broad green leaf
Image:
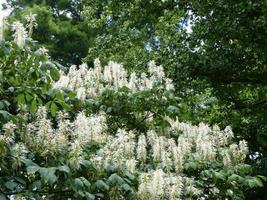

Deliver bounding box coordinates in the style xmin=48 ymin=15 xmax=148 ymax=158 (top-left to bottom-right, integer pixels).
xmin=122 ymin=183 xmax=131 ymax=191
xmin=108 ymin=174 xmax=124 ymax=185
xmin=39 ymin=168 xmax=57 ymax=186
xmin=58 ymin=165 xmax=70 ymax=174
xmin=50 ymin=102 xmax=57 ymax=117
xmin=27 ymin=166 xmax=40 ymax=173
xmin=185 ymin=162 xmax=198 ymax=172
xmin=4 ymin=181 xmax=18 ymax=190
xmin=74 ymin=178 xmax=84 ymax=189
xmin=0 ymin=110 xmax=11 ymax=119
xmin=94 ymin=180 xmax=109 ymax=191
xmin=85 ymin=192 xmax=95 ymax=200
xmin=245 ymin=178 xmax=264 ymax=188
xmin=50 ymin=67 xmax=60 ymax=81
xmin=30 ymin=98 xmax=37 ymax=114
xmin=16 ymin=94 xmax=25 ymax=105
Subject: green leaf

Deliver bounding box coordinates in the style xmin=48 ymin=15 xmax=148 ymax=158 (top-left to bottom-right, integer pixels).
xmin=228 ymin=174 xmax=244 ymax=183
xmin=122 ymin=183 xmax=131 ymax=191
xmin=4 ymin=181 xmax=18 ymax=190
xmin=104 ymin=164 xmax=116 ymax=173
xmin=30 ymin=98 xmax=37 ymax=114
xmin=58 ymin=165 xmax=70 ymax=174
xmin=27 ymin=166 xmax=40 ymax=173
xmin=235 ymin=164 xmax=252 ymax=175
xmin=245 ymin=177 xmax=264 ymax=188
xmin=167 ymin=105 xmax=179 ymax=114
xmin=80 ymin=160 xmax=91 ymax=167
xmin=32 ymin=180 xmax=42 ymax=191
xmin=85 ymin=192 xmax=95 ymax=200
xmin=16 ymin=94 xmax=25 ymax=105
xmin=25 ymin=93 xmax=33 ymax=102
xmin=55 ymin=91 xmax=64 ymax=101
xmin=108 ymin=174 xmax=124 ymax=185
xmin=125 ymin=171 xmax=135 ymax=180
xmin=14 ymin=177 xmax=26 ymax=186
xmin=50 ymin=102 xmax=57 ymax=117
xmin=0 ymin=110 xmax=11 ymax=119
xmin=185 ymin=162 xmax=198 ymax=172
xmin=21 ymin=158 xmax=38 ymax=167
xmin=0 ymin=194 xmax=7 ymax=200
xmin=39 ymin=168 xmax=57 ymax=186
xmin=50 ymin=67 xmax=60 ymax=81
xmin=74 ymin=178 xmax=84 ymax=189
xmin=0 ymin=101 xmax=4 ymax=109
xmin=213 ymin=171 xmax=226 ymax=182
xmin=94 ymin=180 xmax=109 ymax=191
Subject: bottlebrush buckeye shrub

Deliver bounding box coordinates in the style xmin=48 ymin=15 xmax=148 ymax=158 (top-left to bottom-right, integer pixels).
xmin=0 ymin=60 xmax=265 ymax=200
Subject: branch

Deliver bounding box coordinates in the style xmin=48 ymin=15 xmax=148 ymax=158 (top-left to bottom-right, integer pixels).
xmin=233 ymin=100 xmax=267 ymax=109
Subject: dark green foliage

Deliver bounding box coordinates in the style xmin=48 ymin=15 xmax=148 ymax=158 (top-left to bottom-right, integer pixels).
xmin=0 ymin=39 xmax=80 ymax=126
xmin=4 ymin=0 xmax=90 ymax=66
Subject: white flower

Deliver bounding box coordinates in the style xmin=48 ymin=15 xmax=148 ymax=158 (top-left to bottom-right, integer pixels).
xmin=184 ymin=177 xmax=202 ymax=196
xmin=165 ymin=78 xmax=175 ymax=91
xmin=149 ymin=169 xmax=165 ymax=199
xmin=125 ymin=159 xmax=136 ymax=173
xmin=169 ymin=176 xmax=183 ymax=200
xmin=38 ymin=47 xmax=49 ymax=56
xmin=138 ymin=173 xmax=150 ymax=200
xmin=73 ymin=112 xmax=107 ymax=144
xmin=152 ymin=137 xmax=161 ymax=162
xmin=173 ymin=147 xmax=184 ymax=173
xmin=0 ymin=18 xmax=8 ymax=41
xmin=53 ymin=59 xmax=172 ymax=99
xmin=25 ymin=13 xmax=37 ymax=36
xmin=239 ymin=140 xmax=248 ymax=155
xmin=53 ymin=71 xmax=69 ymax=89
xmin=12 ymin=21 xmax=28 ymax=48
xmin=76 ymin=86 xmax=86 ymax=100
xmin=137 ymin=134 xmax=147 ymax=163
xmin=222 ymin=150 xmax=232 ymax=167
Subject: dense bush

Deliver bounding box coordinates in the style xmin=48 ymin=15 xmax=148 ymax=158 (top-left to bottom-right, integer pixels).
xmin=0 ymin=18 xmax=265 ymax=200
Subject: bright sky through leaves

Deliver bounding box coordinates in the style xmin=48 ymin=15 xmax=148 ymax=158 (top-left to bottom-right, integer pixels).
xmin=0 ymin=0 xmax=10 ymax=20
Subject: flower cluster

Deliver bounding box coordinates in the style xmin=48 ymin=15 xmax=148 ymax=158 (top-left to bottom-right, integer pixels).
xmin=138 ymin=169 xmax=184 ymax=200
xmin=25 ymin=13 xmax=37 ymax=36
xmin=89 ymin=117 xmax=248 ymax=199
xmin=11 ymin=21 xmax=28 ymax=48
xmin=26 ymin=107 xmax=107 ymax=158
xmin=54 ymin=59 xmax=174 ymax=100
xmin=1 ymin=105 xmax=249 ymax=199
xmin=94 ymin=118 xmax=248 ymax=171
xmin=0 ymin=18 xmax=7 ymax=41
xmin=1 ymin=15 xmax=37 ymax=47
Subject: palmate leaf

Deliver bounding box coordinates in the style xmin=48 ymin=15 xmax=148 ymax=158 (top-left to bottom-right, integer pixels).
xmin=26 ymin=164 xmax=58 ymax=186
xmin=39 ymin=167 xmax=58 ymax=186
xmin=245 ymin=177 xmax=264 ymax=188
